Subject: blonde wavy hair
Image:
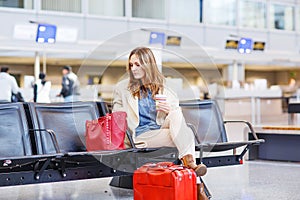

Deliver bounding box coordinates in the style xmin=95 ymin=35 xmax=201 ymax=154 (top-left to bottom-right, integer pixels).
xmin=127 ymin=47 xmax=165 ymax=99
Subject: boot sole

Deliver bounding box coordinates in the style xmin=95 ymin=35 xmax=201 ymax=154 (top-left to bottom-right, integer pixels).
xmin=194 ymin=164 xmax=207 ymax=177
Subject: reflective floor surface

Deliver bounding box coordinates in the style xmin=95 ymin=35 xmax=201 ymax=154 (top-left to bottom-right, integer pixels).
xmin=0 ymin=160 xmax=299 ymax=200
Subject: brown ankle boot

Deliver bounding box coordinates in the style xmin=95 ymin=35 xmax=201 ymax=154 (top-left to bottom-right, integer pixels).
xmin=181 ymin=154 xmax=207 ymax=177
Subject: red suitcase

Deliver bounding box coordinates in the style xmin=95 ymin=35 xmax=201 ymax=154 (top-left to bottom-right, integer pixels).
xmin=133 ymin=162 xmax=197 ymax=200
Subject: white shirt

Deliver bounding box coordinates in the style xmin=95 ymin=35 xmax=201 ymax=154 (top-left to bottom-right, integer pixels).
xmin=0 ymin=72 xmax=19 ymax=102
xmin=35 ymin=79 xmax=51 ymax=103
xmin=68 ymin=72 xmax=80 ymax=95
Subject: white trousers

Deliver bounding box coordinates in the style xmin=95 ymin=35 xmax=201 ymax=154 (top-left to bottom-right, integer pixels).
xmin=134 ymin=108 xmax=195 ymax=159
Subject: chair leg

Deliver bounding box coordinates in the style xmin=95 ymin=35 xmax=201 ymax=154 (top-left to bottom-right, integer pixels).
xmin=109 ymin=175 xmax=133 ymax=189
xmin=200 ymin=177 xmax=212 ymax=199
xmin=238 ymin=144 xmax=250 ymax=162
xmin=200 ymin=147 xmax=204 ymax=164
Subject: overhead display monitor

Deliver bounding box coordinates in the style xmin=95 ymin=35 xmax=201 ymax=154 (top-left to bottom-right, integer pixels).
xmin=225 ymin=39 xmax=238 ymax=49
xmin=166 ymin=36 xmax=181 ymax=46
xmin=253 ymin=41 xmax=265 ymax=51
xmin=36 ymin=24 xmax=57 ymax=43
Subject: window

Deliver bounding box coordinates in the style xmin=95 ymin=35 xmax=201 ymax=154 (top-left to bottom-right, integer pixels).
xmin=41 ymin=0 xmax=81 ymax=13
xmin=298 ymin=7 xmax=300 ymax=31
xmin=132 ymin=0 xmax=165 ymax=19
xmin=88 ymin=0 xmax=124 ymax=16
xmin=239 ymin=0 xmax=266 ymax=29
xmin=204 ymin=0 xmax=236 ymax=26
xmin=0 ymin=0 xmax=33 ymax=9
xmin=270 ymin=4 xmax=294 ymax=31
xmin=169 ymin=0 xmax=200 ymax=23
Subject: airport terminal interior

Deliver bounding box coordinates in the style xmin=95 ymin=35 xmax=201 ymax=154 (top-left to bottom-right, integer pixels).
xmin=1 ymin=0 xmax=300 ymax=199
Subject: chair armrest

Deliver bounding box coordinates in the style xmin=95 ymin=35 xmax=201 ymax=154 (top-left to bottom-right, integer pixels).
xmin=126 ymin=130 xmax=137 ymax=149
xmin=187 ymin=123 xmax=201 ymax=144
xmin=30 ymin=129 xmax=61 ymax=153
xmin=223 ymin=120 xmax=259 ymax=140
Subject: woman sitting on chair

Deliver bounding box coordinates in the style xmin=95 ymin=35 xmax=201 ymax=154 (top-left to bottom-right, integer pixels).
xmin=113 ymin=47 xmax=206 ymax=176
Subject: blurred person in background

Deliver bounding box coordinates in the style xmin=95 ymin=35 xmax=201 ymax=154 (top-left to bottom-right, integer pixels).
xmin=57 ymin=65 xmax=80 ymax=102
xmin=33 ymin=72 xmax=51 ymax=103
xmin=0 ymin=66 xmax=21 ymax=102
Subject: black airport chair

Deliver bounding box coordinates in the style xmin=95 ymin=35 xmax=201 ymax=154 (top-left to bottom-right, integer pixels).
xmin=0 ymin=103 xmax=60 ymax=186
xmin=25 ymin=101 xmax=176 ymax=185
xmin=180 ymin=99 xmax=264 ymax=168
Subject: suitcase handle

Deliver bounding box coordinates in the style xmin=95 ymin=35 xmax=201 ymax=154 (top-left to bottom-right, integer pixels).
xmin=147 ymin=168 xmax=166 ymax=175
xmin=156 ymin=162 xmax=174 ymax=168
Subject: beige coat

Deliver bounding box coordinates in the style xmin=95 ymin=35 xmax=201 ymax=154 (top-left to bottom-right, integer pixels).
xmin=112 ymin=78 xmax=179 ymax=137
xmin=112 ymin=79 xmax=196 ymax=158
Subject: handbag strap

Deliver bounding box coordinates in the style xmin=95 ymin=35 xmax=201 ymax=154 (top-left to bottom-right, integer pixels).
xmin=105 ymin=114 xmax=111 ymax=145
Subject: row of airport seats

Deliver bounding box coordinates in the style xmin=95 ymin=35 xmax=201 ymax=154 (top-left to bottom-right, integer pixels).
xmin=0 ymin=102 xmax=177 ymax=187
xmin=0 ymin=100 xmax=264 ymax=190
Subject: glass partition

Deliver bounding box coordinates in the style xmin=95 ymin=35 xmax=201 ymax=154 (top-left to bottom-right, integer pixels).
xmin=88 ymin=0 xmax=124 ymax=17
xmin=168 ymin=0 xmax=200 ymax=23
xmin=270 ymin=4 xmax=294 ymax=31
xmin=0 ymin=0 xmax=33 ymax=9
xmin=239 ymin=0 xmax=266 ymax=29
xmin=132 ymin=0 xmax=165 ymax=19
xmin=41 ymin=0 xmax=81 ymax=13
xmin=203 ymin=0 xmax=236 ymax=26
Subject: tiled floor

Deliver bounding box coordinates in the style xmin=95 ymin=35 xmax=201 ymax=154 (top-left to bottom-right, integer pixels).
xmin=0 ymin=160 xmax=299 ymax=200
xmin=204 ymin=160 xmax=300 ymax=200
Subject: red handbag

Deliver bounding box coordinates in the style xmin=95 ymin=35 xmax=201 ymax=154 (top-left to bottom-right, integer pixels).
xmin=85 ymin=111 xmax=127 ymax=151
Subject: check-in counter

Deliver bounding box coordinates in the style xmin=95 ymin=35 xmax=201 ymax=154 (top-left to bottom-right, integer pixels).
xmin=287 ymin=98 xmax=300 ymax=125
xmin=248 ymin=126 xmax=300 ymax=162
xmin=223 ymin=88 xmax=283 ymax=124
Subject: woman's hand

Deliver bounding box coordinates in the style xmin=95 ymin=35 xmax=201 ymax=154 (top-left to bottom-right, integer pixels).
xmin=156 ymin=101 xmax=171 ymax=114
